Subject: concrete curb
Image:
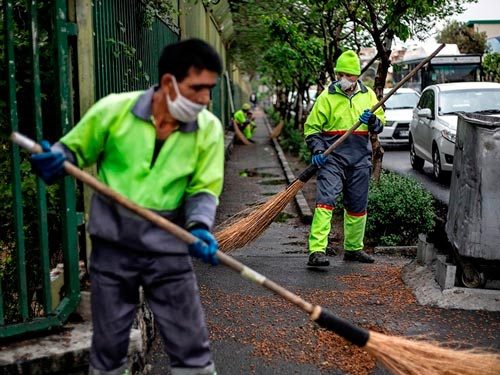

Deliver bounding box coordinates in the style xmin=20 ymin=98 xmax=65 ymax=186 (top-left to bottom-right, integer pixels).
xmin=0 ymin=321 xmax=142 ymax=374
xmin=402 ymin=260 xmax=500 ymax=311
xmin=262 ymin=116 xmax=313 ymax=223
xmin=374 ymin=245 xmax=417 ymax=257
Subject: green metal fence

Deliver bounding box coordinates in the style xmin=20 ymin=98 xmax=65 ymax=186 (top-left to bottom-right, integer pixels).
xmin=93 ymin=0 xmax=179 ymax=99
xmin=92 ymin=0 xmax=235 ymax=129
xmin=1 ymin=0 xmax=80 ymax=338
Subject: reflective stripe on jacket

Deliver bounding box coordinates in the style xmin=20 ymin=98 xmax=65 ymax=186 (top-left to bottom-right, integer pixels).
xmin=304 ymin=81 xmax=385 ymax=167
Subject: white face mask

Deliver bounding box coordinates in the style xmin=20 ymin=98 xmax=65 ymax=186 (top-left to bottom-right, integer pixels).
xmin=338 ymin=77 xmax=355 ymax=92
xmin=166 ymin=76 xmax=206 ymax=123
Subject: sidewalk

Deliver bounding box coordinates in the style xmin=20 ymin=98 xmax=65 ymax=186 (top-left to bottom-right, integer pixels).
xmin=147 ymin=109 xmax=500 ymax=374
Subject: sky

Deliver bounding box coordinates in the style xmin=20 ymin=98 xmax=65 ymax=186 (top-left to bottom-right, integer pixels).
xmin=450 ymin=0 xmax=499 ymax=23
xmin=398 ymin=0 xmax=499 ymax=46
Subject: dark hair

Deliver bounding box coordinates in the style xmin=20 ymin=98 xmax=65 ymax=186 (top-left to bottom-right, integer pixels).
xmin=158 ymin=38 xmax=222 ymax=82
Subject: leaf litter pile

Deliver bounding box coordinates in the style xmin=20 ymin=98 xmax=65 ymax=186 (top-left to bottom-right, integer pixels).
xmin=200 ymin=262 xmax=500 ymax=374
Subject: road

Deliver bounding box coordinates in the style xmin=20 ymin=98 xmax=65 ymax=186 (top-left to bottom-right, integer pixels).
xmin=381 ymin=147 xmax=450 ymax=204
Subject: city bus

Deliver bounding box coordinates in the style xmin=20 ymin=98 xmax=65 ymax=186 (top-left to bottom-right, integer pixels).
xmin=392 ymin=44 xmax=482 ymax=93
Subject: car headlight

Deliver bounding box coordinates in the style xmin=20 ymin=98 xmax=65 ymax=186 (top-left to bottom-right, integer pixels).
xmin=385 ymin=121 xmax=394 ymax=127
xmin=441 ymin=129 xmax=456 ymax=143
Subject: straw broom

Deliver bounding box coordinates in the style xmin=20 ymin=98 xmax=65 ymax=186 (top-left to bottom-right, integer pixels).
xmin=269 ymin=119 xmax=284 ymax=139
xmin=11 ymin=131 xmax=500 ymax=375
xmin=215 ymin=43 xmax=447 ymax=253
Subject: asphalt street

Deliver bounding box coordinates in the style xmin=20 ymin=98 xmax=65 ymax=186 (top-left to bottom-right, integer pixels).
xmin=147 ymin=111 xmax=499 ymax=375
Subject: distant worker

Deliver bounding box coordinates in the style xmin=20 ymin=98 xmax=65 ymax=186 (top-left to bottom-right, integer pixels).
xmin=233 ymin=103 xmax=256 ymax=142
xmin=250 ymin=92 xmax=257 ymax=108
xmin=304 ymin=50 xmax=385 ymax=267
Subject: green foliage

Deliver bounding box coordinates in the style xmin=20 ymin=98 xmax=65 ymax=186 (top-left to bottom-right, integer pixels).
xmin=141 ymin=0 xmax=177 ymax=29
xmin=365 ymin=171 xmax=435 ymax=246
xmin=334 ymin=171 xmax=435 ymax=246
xmin=436 ymin=20 xmax=487 ymax=53
xmin=277 ymin=120 xmax=311 ymax=164
xmin=483 ymin=53 xmax=500 ymax=82
xmin=279 ymin=120 xmax=303 ymax=155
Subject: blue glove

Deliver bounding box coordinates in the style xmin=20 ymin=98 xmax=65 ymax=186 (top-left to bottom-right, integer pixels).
xmin=29 ymin=140 xmax=66 ymax=184
xmin=359 ymin=109 xmax=376 ymax=126
xmin=188 ymin=228 xmax=219 ymax=265
xmin=311 ymin=151 xmax=327 ymax=168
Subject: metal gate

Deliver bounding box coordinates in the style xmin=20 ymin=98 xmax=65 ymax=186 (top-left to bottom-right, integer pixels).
xmin=1 ymin=0 xmax=80 ymax=338
xmin=93 ymin=0 xmax=179 ymax=99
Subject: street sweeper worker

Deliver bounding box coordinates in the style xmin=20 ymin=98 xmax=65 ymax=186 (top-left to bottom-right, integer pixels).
xmin=233 ymin=102 xmax=256 ymax=141
xmin=304 ymin=50 xmax=385 ymax=267
xmin=29 ymin=38 xmax=223 ymax=375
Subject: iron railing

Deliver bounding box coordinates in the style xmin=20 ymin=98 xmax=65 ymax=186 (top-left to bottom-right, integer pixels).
xmin=1 ymin=0 xmax=80 ymax=338
xmin=93 ymin=0 xmax=179 ymax=99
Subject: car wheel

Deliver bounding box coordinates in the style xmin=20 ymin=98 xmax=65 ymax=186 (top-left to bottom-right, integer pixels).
xmin=432 ymin=146 xmax=450 ymax=181
xmin=410 ymin=137 xmax=424 ymax=170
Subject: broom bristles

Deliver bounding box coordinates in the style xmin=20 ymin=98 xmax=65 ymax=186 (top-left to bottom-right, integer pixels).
xmin=216 ymin=179 xmax=304 ymax=252
xmin=270 ymin=120 xmax=284 ymax=139
xmin=365 ymin=330 xmax=500 ymax=375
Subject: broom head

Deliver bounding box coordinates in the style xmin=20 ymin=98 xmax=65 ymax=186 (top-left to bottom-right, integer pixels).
xmin=216 ymin=179 xmax=305 ymax=252
xmin=366 ymin=330 xmax=500 ymax=375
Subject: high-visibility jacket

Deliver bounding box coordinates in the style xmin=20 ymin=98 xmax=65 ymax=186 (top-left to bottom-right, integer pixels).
xmin=233 ymin=109 xmax=248 ymax=127
xmin=58 ymin=87 xmax=224 ymax=254
xmin=304 ymin=81 xmax=385 ymax=168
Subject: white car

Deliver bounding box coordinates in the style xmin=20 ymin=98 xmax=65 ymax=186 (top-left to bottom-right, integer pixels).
xmin=409 ymin=82 xmax=500 ymax=180
xmin=379 ymin=88 xmax=420 ymax=146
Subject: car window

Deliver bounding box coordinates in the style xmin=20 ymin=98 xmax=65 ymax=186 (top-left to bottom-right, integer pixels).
xmin=385 ymin=92 xmax=420 ymax=109
xmin=418 ymin=90 xmax=434 ymax=116
xmin=439 ymin=89 xmax=500 ymax=115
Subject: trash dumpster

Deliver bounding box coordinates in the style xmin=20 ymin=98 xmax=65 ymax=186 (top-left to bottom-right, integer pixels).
xmin=446 ymin=112 xmax=500 ymax=288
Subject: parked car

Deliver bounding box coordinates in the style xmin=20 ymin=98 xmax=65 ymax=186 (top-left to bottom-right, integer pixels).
xmin=409 ymin=82 xmax=500 ymax=180
xmin=379 ymin=88 xmax=420 ymax=146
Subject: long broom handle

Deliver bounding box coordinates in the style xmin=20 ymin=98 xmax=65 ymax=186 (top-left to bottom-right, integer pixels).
xmin=297 ymin=43 xmax=446 ymax=182
xmin=11 ymin=134 xmax=316 ymax=318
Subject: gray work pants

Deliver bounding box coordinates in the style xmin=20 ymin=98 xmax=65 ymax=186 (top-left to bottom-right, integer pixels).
xmin=89 ymin=237 xmax=213 ymax=374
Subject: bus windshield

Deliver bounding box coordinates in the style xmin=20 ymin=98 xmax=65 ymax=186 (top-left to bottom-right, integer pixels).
xmin=426 ymin=64 xmax=479 ymax=85
xmin=392 ymin=55 xmax=482 ymax=93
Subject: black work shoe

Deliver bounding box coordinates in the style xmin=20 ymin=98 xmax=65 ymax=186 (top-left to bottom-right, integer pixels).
xmin=307 ymin=252 xmax=330 ymax=267
xmin=343 ymin=250 xmax=375 ymax=263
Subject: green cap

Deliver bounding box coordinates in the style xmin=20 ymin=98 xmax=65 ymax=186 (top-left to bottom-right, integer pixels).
xmin=334 ymin=50 xmax=361 ymax=76
xmin=242 ymin=103 xmax=251 ymax=110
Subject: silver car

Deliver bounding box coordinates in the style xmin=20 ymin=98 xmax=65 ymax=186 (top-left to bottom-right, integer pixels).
xmin=409 ymin=82 xmax=500 ymax=180
xmin=379 ymin=88 xmax=420 ymax=146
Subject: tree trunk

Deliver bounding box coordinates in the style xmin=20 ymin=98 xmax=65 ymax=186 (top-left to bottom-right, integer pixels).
xmin=370 ymin=133 xmax=384 ymax=181
xmin=370 ymin=32 xmax=393 ymax=182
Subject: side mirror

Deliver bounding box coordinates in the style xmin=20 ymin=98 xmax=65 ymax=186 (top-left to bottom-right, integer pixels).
xmin=417 ymin=108 xmax=433 ymax=119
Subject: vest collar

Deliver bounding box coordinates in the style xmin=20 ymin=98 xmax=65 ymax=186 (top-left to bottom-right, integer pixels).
xmin=131 ymin=86 xmax=198 ymax=133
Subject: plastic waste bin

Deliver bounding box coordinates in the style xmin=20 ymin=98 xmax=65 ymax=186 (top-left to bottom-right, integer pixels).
xmin=446 ymin=112 xmax=500 ymax=287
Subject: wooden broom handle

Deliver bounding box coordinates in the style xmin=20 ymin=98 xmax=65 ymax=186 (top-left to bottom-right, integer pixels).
xmin=11 ymin=132 xmax=315 ymax=315
xmin=322 ymin=43 xmax=445 ymax=157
